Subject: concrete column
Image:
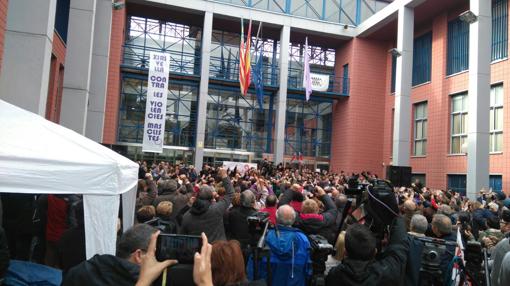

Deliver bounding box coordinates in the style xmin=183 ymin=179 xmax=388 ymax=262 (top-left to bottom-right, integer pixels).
xmin=60 ymin=0 xmax=97 ymax=134
xmin=194 ymin=11 xmax=213 ymax=171
xmin=85 ymin=0 xmax=112 ymax=142
xmin=0 ymin=0 xmax=56 ymax=115
xmin=274 ymin=25 xmax=291 ymax=164
xmin=466 ymin=0 xmax=491 ymax=199
xmin=392 ymin=6 xmax=414 ymax=166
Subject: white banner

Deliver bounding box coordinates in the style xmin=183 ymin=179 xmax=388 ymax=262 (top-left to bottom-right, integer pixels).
xmin=222 ymin=161 xmax=258 ymax=175
xmin=142 ymin=52 xmax=170 ymax=153
xmin=303 ymin=73 xmax=329 ymax=91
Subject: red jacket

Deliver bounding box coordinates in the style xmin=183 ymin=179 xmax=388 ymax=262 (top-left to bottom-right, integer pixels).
xmin=260 ymin=206 xmax=277 ymax=225
xmin=46 ymin=195 xmax=69 ymax=242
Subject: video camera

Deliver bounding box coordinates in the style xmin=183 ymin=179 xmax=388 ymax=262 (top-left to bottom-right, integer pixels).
xmin=247 ymin=212 xmax=270 ymax=246
xmin=343 ymin=179 xmax=399 ymax=242
xmin=308 ymin=234 xmax=334 ymax=286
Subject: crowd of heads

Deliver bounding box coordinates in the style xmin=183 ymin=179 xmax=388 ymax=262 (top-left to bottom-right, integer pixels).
xmin=8 ymin=159 xmax=503 ymax=285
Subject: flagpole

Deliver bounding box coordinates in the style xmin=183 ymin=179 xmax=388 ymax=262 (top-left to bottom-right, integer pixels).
xmin=303 ymin=37 xmax=312 ymax=101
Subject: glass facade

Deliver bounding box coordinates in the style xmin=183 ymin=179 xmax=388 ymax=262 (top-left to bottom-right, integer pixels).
xmin=118 ymin=14 xmax=337 ymax=164
xmin=118 ymin=76 xmax=198 ymax=147
xmin=287 ymin=42 xmax=342 ymax=94
xmin=209 ymin=29 xmax=279 ymax=86
xmin=205 ymin=86 xmax=275 ymax=155
xmin=285 ymin=98 xmax=332 ymax=158
xmin=123 ymin=16 xmax=202 ymax=75
xmin=213 ymin=0 xmax=389 ymax=25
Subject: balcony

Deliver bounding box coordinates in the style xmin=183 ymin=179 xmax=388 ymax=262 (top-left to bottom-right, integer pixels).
xmin=287 ymin=66 xmax=349 ymax=96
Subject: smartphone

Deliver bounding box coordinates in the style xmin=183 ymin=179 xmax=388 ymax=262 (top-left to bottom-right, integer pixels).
xmin=156 ymin=234 xmax=202 ymax=264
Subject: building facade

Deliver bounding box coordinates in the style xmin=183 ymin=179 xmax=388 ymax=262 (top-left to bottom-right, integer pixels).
xmin=0 ymin=0 xmax=508 ymax=196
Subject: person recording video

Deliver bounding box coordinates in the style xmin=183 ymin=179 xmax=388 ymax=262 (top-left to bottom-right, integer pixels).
xmin=325 ymin=216 xmax=408 ymax=286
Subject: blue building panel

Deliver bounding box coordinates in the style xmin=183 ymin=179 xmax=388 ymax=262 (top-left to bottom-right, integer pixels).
xmin=447 ymin=18 xmax=469 ymax=76
xmin=412 ymin=32 xmax=432 ymax=86
xmin=492 ymin=0 xmax=508 ymax=61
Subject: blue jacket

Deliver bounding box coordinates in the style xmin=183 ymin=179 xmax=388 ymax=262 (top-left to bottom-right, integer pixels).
xmin=248 ymin=226 xmax=311 ymax=286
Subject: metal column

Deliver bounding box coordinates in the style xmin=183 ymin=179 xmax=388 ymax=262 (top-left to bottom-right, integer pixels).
xmin=392 ymin=6 xmax=414 ymax=167
xmin=274 ymin=25 xmax=290 ymax=164
xmin=466 ymin=0 xmax=491 ymax=199
xmin=194 ymin=11 xmax=213 ymax=171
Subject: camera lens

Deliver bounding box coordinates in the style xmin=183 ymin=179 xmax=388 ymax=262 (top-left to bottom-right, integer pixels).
xmin=428 ymin=250 xmax=438 ymax=260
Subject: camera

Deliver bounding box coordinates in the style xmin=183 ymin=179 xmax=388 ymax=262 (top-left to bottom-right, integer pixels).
xmin=308 ymin=234 xmax=334 ymax=286
xmin=247 ymin=212 xmax=270 ymax=245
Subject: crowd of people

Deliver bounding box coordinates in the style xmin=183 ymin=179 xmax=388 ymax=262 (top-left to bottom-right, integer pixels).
xmin=1 ymin=159 xmax=510 ymax=286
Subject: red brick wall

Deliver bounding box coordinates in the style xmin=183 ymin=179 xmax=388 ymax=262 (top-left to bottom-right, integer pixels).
xmin=103 ymin=5 xmax=126 ymax=144
xmin=0 ymin=0 xmax=8 ymax=73
xmin=331 ymin=38 xmax=388 ymax=175
xmin=381 ymin=3 xmax=510 ymax=195
xmin=45 ymin=32 xmax=66 ymax=122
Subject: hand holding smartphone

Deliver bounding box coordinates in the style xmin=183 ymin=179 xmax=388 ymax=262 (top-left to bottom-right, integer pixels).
xmin=156 ymin=234 xmax=202 ymax=264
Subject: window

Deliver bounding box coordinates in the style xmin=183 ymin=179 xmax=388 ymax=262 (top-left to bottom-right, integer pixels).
xmin=390 ymin=108 xmax=395 ymax=157
xmin=411 ymin=174 xmax=426 ymax=186
xmin=447 ymin=18 xmax=469 ymax=75
xmin=342 ymin=64 xmax=349 ymax=95
xmin=205 ymin=86 xmax=275 ymax=154
xmin=414 ymin=102 xmax=428 ymax=155
xmin=285 ymin=98 xmax=332 ymax=158
xmin=493 ymin=0 xmax=508 ymax=61
xmin=451 ymin=93 xmax=468 ymax=154
xmin=490 ymin=175 xmax=503 ymax=192
xmin=124 ymin=16 xmax=202 ymax=75
xmin=490 ymin=84 xmax=504 ymax=152
xmin=412 ymin=32 xmax=432 ymax=86
xmin=118 ymin=77 xmax=198 ymax=147
xmin=391 ymin=54 xmax=397 ymax=93
xmin=55 ymin=0 xmax=70 ymax=43
xmin=448 ymin=175 xmax=467 ymax=196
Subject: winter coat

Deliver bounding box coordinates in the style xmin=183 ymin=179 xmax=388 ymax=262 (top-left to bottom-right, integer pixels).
xmin=63 ymin=254 xmax=139 ymax=286
xmin=326 ymin=217 xmax=409 ymax=286
xmin=227 ymin=206 xmax=257 ymax=248
xmin=294 ymin=195 xmax=338 ymax=244
xmin=180 ymin=177 xmax=234 ymax=242
xmin=248 ymin=226 xmax=311 ymax=286
xmin=491 ymin=237 xmax=510 ymax=286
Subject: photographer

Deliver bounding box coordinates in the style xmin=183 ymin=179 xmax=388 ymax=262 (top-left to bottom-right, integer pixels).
xmin=325 ymin=217 xmax=409 ymax=286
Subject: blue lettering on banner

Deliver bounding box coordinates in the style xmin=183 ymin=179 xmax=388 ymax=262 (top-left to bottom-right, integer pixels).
xmin=142 ymin=51 xmax=170 ymax=152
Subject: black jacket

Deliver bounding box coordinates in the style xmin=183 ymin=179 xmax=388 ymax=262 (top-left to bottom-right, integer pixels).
xmin=181 ymin=177 xmax=234 ymax=242
xmin=153 ymin=188 xmax=192 ymax=222
xmin=295 ymin=195 xmax=338 ymax=244
xmin=226 ymin=206 xmax=257 ymax=247
xmin=326 ymin=217 xmax=409 ymax=286
xmin=63 ymin=254 xmax=138 ymax=286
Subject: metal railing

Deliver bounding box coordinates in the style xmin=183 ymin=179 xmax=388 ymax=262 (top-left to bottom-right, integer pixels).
xmin=209 ymin=0 xmax=390 ymax=26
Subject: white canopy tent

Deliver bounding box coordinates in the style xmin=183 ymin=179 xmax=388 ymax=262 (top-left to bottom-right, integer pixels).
xmin=0 ymin=100 xmax=138 ymax=258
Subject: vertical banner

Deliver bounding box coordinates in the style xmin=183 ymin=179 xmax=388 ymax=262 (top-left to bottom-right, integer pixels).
xmin=142 ymin=52 xmax=170 ymax=153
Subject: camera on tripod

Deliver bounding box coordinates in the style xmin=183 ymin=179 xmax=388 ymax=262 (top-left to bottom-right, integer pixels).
xmin=308 ymin=234 xmax=334 ymax=286
xmin=247 ymin=212 xmax=270 ymax=246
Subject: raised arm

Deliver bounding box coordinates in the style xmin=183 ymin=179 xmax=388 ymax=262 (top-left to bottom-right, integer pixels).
xmin=212 ymin=168 xmax=234 ymax=213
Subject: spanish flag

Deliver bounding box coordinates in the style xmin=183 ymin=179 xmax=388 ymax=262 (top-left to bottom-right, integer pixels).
xmin=239 ymin=19 xmax=252 ymax=96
